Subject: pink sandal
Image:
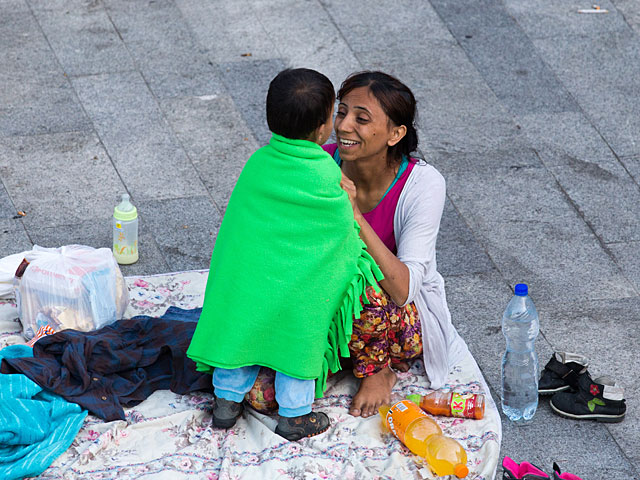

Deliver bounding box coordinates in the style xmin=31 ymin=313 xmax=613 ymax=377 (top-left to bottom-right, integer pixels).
xmin=502 ymin=457 xmax=549 ymax=480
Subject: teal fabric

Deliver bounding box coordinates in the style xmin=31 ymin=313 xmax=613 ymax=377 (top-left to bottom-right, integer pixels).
xmin=0 ymin=345 xmax=87 ymax=480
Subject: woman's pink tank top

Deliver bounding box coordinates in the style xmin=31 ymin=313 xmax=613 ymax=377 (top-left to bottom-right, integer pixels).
xmin=323 ymin=144 xmax=415 ymax=254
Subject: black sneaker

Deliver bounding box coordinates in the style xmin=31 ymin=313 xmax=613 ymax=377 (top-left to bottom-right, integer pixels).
xmin=275 ymin=411 xmax=330 ymax=441
xmin=212 ymin=396 xmax=244 ymax=429
xmin=550 ymin=374 xmax=626 ymax=423
xmin=538 ymin=352 xmax=589 ymax=395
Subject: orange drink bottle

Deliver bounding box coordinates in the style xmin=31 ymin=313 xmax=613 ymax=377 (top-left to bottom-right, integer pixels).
xmin=379 ymin=399 xmax=469 ymax=478
xmin=407 ymin=391 xmax=485 ymax=420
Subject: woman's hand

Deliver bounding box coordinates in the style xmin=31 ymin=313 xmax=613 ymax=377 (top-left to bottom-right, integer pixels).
xmin=340 ymin=171 xmax=362 ymax=218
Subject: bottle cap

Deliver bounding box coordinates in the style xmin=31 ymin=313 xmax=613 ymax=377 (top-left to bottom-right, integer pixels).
xmin=454 ymin=463 xmax=469 ymax=478
xmin=514 ymin=283 xmax=528 ymax=296
xmin=406 ymin=394 xmax=421 ymax=405
xmin=114 ymin=193 xmax=137 ymax=221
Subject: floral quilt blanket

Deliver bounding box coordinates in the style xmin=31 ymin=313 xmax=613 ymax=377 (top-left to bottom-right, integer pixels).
xmin=0 ymin=270 xmax=501 ymax=480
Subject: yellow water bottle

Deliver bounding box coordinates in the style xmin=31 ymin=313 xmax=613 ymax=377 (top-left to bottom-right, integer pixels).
xmin=112 ymin=193 xmax=138 ymax=265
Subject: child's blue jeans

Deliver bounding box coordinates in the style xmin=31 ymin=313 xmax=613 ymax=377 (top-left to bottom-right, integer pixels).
xmin=212 ymin=366 xmax=314 ymax=417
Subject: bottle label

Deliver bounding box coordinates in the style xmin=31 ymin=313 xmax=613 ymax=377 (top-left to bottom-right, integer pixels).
xmin=450 ymin=392 xmax=476 ymax=418
xmin=385 ymin=399 xmax=430 ymax=443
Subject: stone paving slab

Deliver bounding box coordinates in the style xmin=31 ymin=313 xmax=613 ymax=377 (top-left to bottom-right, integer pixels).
xmin=249 ymin=0 xmax=358 ymax=88
xmin=530 ymin=29 xmax=640 ymax=158
xmin=613 ymin=0 xmax=640 ymax=31
xmin=0 ymin=74 xmax=91 ymax=137
xmin=504 ymin=0 xmax=629 ymax=38
xmin=175 ymin=0 xmax=278 ymax=63
xmin=356 ymin=40 xmax=469 ymax=88
xmin=516 ymin=112 xmax=618 ymax=168
xmin=0 ymin=222 xmax=33 ymax=256
xmin=321 ymin=0 xmax=453 ymax=53
xmin=436 ymin=200 xmax=496 ymax=277
xmin=104 ymin=0 xmax=227 ymax=99
xmin=0 ymin=132 xmax=124 ymax=228
xmin=430 ymin=0 xmax=580 ymax=115
xmin=30 ymin=4 xmax=135 ymax=76
xmin=0 ymin=10 xmax=60 ymax=75
xmin=620 ymin=154 xmax=640 ymax=184
xmin=608 ymin=241 xmax=640 ymax=293
xmin=159 ymin=93 xmax=259 ymax=212
xmin=134 ymin=196 xmax=220 ymax=272
xmin=71 ymin=71 xmax=209 ymax=202
xmin=414 ymin=80 xmax=521 ymax=155
xmin=547 ymin=160 xmax=640 ymax=243
xmin=443 ymin=165 xmax=636 ymax=302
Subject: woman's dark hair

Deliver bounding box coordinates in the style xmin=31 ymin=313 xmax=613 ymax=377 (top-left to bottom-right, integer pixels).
xmin=266 ymin=68 xmax=335 ymax=140
xmin=337 ymin=71 xmax=418 ymax=164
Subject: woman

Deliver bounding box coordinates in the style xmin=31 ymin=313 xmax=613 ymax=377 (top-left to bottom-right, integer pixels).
xmin=246 ymin=71 xmax=467 ymax=418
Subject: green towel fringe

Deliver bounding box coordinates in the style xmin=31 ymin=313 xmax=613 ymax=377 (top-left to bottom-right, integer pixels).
xmin=316 ymin=233 xmax=384 ymax=397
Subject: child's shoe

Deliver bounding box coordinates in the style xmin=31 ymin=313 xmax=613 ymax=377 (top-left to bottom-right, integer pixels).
xmin=502 ymin=456 xmax=549 ymax=479
xmin=552 ymin=462 xmax=584 ymax=480
xmin=538 ymin=352 xmax=589 ymax=395
xmin=212 ymin=396 xmax=244 ymax=428
xmin=550 ymin=374 xmax=626 ymax=422
xmin=275 ymin=411 xmax=330 ymax=441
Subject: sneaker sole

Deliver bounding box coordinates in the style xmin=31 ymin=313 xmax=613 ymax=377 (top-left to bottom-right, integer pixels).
xmin=275 ymin=423 xmax=330 ymax=441
xmin=538 ymin=385 xmax=570 ymax=395
xmin=550 ymin=401 xmax=625 ymax=423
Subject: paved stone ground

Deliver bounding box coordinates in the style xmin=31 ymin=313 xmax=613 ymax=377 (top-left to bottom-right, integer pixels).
xmin=1 ymin=0 xmax=639 ymax=478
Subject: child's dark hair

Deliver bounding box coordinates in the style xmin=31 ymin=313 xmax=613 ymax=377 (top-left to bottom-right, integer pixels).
xmin=338 ymin=71 xmax=418 ymax=164
xmin=266 ymin=68 xmax=335 ymax=140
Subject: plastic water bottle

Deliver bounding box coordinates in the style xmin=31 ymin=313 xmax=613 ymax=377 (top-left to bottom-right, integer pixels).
xmin=501 ymin=283 xmax=539 ymax=424
xmin=112 ymin=194 xmax=138 ymax=265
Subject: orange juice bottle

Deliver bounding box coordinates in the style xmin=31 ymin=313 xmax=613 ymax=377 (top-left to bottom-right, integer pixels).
xmin=379 ymin=399 xmax=469 ymax=478
xmin=407 ymin=391 xmax=485 ymax=420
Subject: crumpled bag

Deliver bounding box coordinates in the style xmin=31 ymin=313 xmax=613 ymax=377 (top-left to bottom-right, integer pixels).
xmin=14 ymin=245 xmax=129 ymax=340
xmin=0 ymin=252 xmax=28 ymax=299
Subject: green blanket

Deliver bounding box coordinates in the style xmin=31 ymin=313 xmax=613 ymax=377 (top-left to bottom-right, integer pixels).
xmin=187 ymin=133 xmax=383 ymax=397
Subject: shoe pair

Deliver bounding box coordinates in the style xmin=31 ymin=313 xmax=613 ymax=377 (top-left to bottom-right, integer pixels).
xmin=211 ymin=396 xmax=330 ymax=441
xmin=538 ymin=352 xmax=626 ymax=423
xmin=503 ymin=457 xmax=583 ymax=480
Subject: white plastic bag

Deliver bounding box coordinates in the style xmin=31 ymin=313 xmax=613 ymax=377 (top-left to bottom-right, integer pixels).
xmin=15 ymin=245 xmax=129 ymax=339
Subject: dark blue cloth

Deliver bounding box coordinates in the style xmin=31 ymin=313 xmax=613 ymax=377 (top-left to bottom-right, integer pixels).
xmin=0 ymin=308 xmax=212 ymax=421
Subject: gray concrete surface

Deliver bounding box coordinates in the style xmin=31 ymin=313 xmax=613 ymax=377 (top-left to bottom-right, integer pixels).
xmin=1 ymin=0 xmax=639 ymax=478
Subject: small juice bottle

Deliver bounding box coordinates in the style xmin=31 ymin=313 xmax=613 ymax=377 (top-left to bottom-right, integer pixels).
xmin=407 ymin=391 xmax=485 ymax=420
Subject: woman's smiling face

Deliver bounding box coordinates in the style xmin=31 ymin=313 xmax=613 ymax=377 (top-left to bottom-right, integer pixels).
xmin=334 ymin=86 xmax=398 ymax=163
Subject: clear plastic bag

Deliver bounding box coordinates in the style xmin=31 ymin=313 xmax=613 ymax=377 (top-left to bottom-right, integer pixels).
xmin=14 ymin=245 xmax=129 ymax=339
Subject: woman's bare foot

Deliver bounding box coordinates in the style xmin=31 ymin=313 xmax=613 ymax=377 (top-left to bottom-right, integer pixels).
xmin=349 ymin=367 xmax=397 ymax=418
xmin=392 ymin=361 xmax=410 ymax=373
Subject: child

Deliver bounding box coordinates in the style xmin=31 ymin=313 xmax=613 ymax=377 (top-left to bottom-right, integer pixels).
xmin=187 ymin=68 xmax=382 ymax=441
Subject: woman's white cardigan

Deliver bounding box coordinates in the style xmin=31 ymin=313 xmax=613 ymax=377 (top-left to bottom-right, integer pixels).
xmin=394 ymin=161 xmax=469 ymax=388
